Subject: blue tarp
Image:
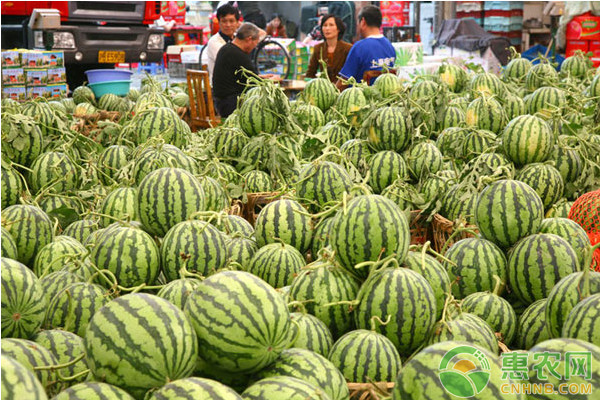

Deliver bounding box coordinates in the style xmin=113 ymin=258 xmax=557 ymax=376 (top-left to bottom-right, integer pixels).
xmin=521 ymin=44 xmax=565 ymax=70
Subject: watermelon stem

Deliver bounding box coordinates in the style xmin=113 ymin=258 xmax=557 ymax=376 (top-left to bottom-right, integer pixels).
xmin=370 ymin=315 xmax=392 ymax=331
xmin=33 ymin=353 xmax=86 ymax=371
xmin=57 ymin=368 xmax=90 ymax=382
xmin=492 ymin=275 xmax=505 ymax=296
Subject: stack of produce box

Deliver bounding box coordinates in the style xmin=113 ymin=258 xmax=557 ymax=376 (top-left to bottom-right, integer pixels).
xmin=483 ymin=1 xmax=524 ymax=51
xmin=1 ymin=49 xmax=66 ymax=100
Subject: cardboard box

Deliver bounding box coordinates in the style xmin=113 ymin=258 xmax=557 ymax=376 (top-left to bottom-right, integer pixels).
xmin=180 ymin=50 xmax=200 ymax=64
xmin=46 ymin=83 xmax=67 ymax=99
xmin=565 ymin=40 xmax=589 ymax=57
xmin=566 ymin=13 xmax=600 ymax=41
xmin=2 ymin=51 xmax=21 ymax=67
xmin=25 ymin=68 xmax=48 ymax=86
xmin=22 ymin=51 xmax=45 ymax=68
xmin=2 ymin=68 xmax=25 ymax=85
xmin=1 ymin=85 xmax=26 ymax=101
xmin=44 ymin=51 xmax=64 ymax=67
xmin=27 ymin=86 xmax=46 ymax=99
xmin=47 ymin=67 xmax=66 ymax=83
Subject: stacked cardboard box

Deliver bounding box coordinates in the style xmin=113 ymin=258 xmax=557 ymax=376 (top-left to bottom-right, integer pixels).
xmin=293 ymin=44 xmax=312 ymax=79
xmin=1 ymin=49 xmax=67 ymax=101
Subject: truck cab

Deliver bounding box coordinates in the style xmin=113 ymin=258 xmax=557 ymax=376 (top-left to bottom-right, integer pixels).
xmin=1 ymin=1 xmax=165 ymax=88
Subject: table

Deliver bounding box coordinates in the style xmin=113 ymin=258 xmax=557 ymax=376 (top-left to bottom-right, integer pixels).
xmin=280 ymin=79 xmax=307 ymax=99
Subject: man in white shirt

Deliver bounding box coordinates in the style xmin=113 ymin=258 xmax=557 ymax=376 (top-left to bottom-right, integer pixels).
xmin=205 ymin=4 xmax=240 ymax=81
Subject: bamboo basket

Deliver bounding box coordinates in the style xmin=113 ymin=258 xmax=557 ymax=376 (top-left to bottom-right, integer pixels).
xmin=409 ymin=210 xmax=430 ymax=245
xmin=241 ymin=192 xmax=282 ymax=225
xmin=348 ymin=382 xmax=394 ymax=400
xmin=431 ymin=213 xmax=479 ymax=254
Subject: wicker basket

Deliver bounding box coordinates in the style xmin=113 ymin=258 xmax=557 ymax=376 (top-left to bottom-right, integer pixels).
xmin=431 ymin=213 xmax=479 ymax=254
xmin=409 ymin=210 xmax=430 ymax=245
xmin=228 ymin=199 xmax=243 ymax=217
xmin=241 ymin=192 xmax=281 ymax=225
xmin=348 ymin=382 xmax=394 ymax=400
xmin=72 ymin=111 xmax=122 ymax=138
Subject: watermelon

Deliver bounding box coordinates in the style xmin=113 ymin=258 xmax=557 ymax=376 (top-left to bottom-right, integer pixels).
xmin=1 ymin=227 xmax=19 ymax=260
xmin=288 ymin=312 xmax=333 ymax=357
xmin=1 ymin=114 xmax=44 ymax=167
xmin=561 ymin=53 xmax=590 ymax=77
xmin=29 ymin=151 xmax=80 ymax=194
xmin=507 ymin=234 xmax=580 ymax=304
xmin=354 ymin=267 xmax=436 ymax=357
xmin=1 ymin=204 xmax=54 ymax=266
xmin=254 ymin=199 xmax=313 ymax=253
xmin=562 ymin=293 xmax=600 ymax=346
xmin=184 ymin=270 xmax=291 ymax=373
xmin=239 ymin=96 xmax=278 ymax=136
xmin=97 ymin=145 xmax=131 ymax=185
xmin=552 ymin=145 xmax=583 ymax=186
xmin=380 ymin=179 xmax=421 ymax=211
xmin=438 ymin=63 xmax=468 ymax=92
xmin=393 ymin=341 xmax=522 ymax=400
xmin=465 ymin=96 xmax=506 ymax=134
xmin=502 ymin=115 xmax=554 ymax=167
xmin=52 ymin=382 xmax=135 ymax=400
xmin=91 ymin=226 xmax=160 ymax=287
xmin=85 ymin=293 xmax=197 ymax=398
xmin=504 ymin=93 xmax=527 ymax=120
xmin=1 ymin=165 xmax=24 ymax=210
xmin=322 ymin=122 xmax=352 ymax=146
xmin=367 ymin=106 xmax=412 ymax=152
xmin=403 ymin=251 xmax=451 ymax=320
xmin=368 ymin=151 xmax=408 ymax=193
xmin=539 ymin=218 xmax=591 ymax=268
xmin=440 ymin=183 xmax=478 ymax=224
xmin=475 ymin=180 xmax=544 ymax=248
xmin=545 ymin=271 xmax=600 ymax=338
xmin=198 ymin=176 xmax=229 ymax=212
xmin=503 ymin=56 xmax=532 ymax=81
xmin=255 ymin=347 xmax=349 ymax=400
xmin=545 ymin=199 xmax=574 ymax=219
xmin=461 ymin=292 xmax=517 ymax=344
xmin=248 ymin=243 xmax=305 ymax=288
xmin=374 ymin=72 xmax=402 ymax=97
xmin=470 ymin=72 xmax=505 ymax=98
xmin=73 ymin=86 xmax=95 ymax=104
xmin=527 ymin=339 xmax=599 ymax=400
xmin=529 ymin=86 xmax=566 ymax=117
xmin=590 ymin=73 xmax=600 ymax=98
xmin=34 ymin=329 xmax=88 ymax=386
xmin=329 ymin=328 xmax=401 ymax=383
xmin=430 ymin=312 xmax=499 ymax=354
xmin=436 ymin=127 xmax=468 ymax=158
xmin=215 ymin=215 xmax=254 ymax=237
xmin=302 ymin=77 xmax=338 ymax=111
xmin=244 ymin=170 xmax=273 ymax=193
xmin=438 ymin=105 xmax=466 ymax=131
xmin=525 ymin=62 xmax=559 ymax=91
xmin=148 ymin=377 xmax=242 ymax=400
xmin=137 ymin=167 xmax=206 ymax=237
xmin=242 ymin=376 xmax=331 ymax=400
xmin=340 ymin=139 xmax=371 ymax=174
xmin=1 ymin=258 xmax=46 ymax=339
xmin=288 ymin=260 xmax=360 ymax=339
xmin=98 ymin=187 xmax=138 ymax=227
xmin=132 ymin=107 xmax=189 ymax=147
xmin=460 ymin=129 xmax=497 ymax=161
xmin=33 ymin=236 xmax=89 ymax=277
xmin=293 ymin=103 xmax=325 ymax=131
xmin=38 ymin=270 xmax=82 ymax=304
xmin=1 ymin=338 xmax=58 ymax=393
xmin=226 ymin=236 xmax=259 ymax=268
xmin=517 ymin=163 xmax=564 ymax=209
xmin=1 ymin=354 xmax=48 ymax=400
xmin=45 ymin=282 xmax=111 ymax=337
xmin=296 ymin=161 xmax=352 ymax=208
xmin=406 ymin=141 xmax=444 ymax=182
xmin=62 ymin=219 xmax=99 ymax=244
xmin=132 ymin=144 xmax=193 ymax=185
xmin=334 ymin=86 xmax=367 ymax=125
xmin=409 ymin=79 xmax=439 ymax=101
xmin=212 ymin=127 xmax=249 ymax=159
xmin=156 ymin=278 xmax=200 ymax=310
xmin=514 ymin=298 xmax=550 ymax=349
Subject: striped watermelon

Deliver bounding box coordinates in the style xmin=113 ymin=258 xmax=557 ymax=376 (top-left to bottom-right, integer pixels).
xmin=409 ymin=79 xmax=439 ymax=101
xmin=461 ymin=292 xmax=517 ymax=344
xmin=288 ymin=260 xmax=360 ymax=339
xmin=197 ymin=176 xmax=228 ymax=212
xmin=302 ymin=77 xmax=338 ymax=111
xmin=545 ymin=199 xmax=574 ymax=218
xmin=248 ymin=243 xmax=305 ymax=288
xmin=206 ymin=161 xmax=241 ymax=186
xmin=322 ymin=122 xmax=352 ymax=146
xmin=91 ymin=226 xmax=160 ymax=287
xmin=503 ymin=93 xmax=527 ymax=120
xmin=405 ymin=141 xmax=444 ymax=182
xmin=133 ymin=107 xmax=189 ymax=147
xmin=256 ymin=347 xmax=349 ymax=400
xmin=242 ymin=376 xmax=331 ymax=400
xmin=38 ymin=196 xmax=82 ymax=225
xmin=460 ymin=152 xmax=513 ymax=181
xmin=475 ymin=180 xmax=544 ymax=248
xmin=529 ymin=86 xmax=566 ymax=117
xmin=460 ymin=129 xmax=498 ymax=161
xmin=184 ymin=270 xmax=291 ymax=373
xmin=1 ymin=114 xmax=44 ymax=167
xmin=99 ymin=187 xmax=138 ymax=227
xmin=1 ymin=204 xmax=54 ymax=266
xmin=85 ymin=293 xmax=197 ymax=398
xmin=525 ymin=62 xmax=559 ymax=91
xmin=1 ymin=165 xmax=24 ymax=210
xmin=553 ymin=145 xmax=583 ymax=186
xmin=381 ymin=179 xmax=421 ymax=211
xmin=45 ymin=282 xmax=111 ymax=337
xmin=436 ymin=127 xmax=468 ymax=158
xmin=438 ymin=105 xmax=466 ymax=131
xmin=430 ymin=312 xmax=499 ymax=354
xmin=244 ymin=170 xmax=273 ymax=193
xmin=419 ymin=172 xmax=456 ymax=203
xmin=340 ymin=139 xmax=371 ymax=174
xmin=590 ymin=73 xmax=600 ymax=98
xmin=502 ymin=115 xmax=555 ymax=166
xmin=507 ymin=233 xmax=580 ymax=304
xmin=148 ymin=377 xmax=242 ymax=400
xmin=52 ymin=382 xmax=135 ymax=400
xmin=73 ymin=102 xmax=97 ymax=116
xmin=1 ymin=226 xmax=18 ymax=259
xmin=527 ymin=339 xmax=600 ymax=400
xmin=503 ymin=56 xmax=532 ymax=81
xmin=97 ymin=145 xmax=131 ymax=185
xmin=1 ymin=338 xmax=58 ymax=393
xmin=354 ymin=267 xmax=436 ymax=357
xmin=368 ymin=151 xmax=408 ymax=194
xmin=29 ymin=151 xmax=80 ymax=194
xmin=212 ymin=127 xmax=249 ymax=159
xmin=214 ymin=215 xmax=254 ymax=237
xmin=329 ymin=328 xmax=401 ymax=383
xmin=296 ymin=161 xmax=352 ymax=208
xmin=516 ymin=163 xmax=564 ymax=209
xmin=226 ymin=236 xmax=258 ymax=267
xmin=161 ymin=220 xmax=227 ymax=281
xmin=393 ymin=341 xmax=521 ymax=400
xmin=98 ymin=93 xmax=123 ymax=111
xmin=293 ymin=103 xmax=325 ymax=131
xmin=561 ymin=53 xmax=590 ymax=78
xmin=73 ymin=86 xmax=95 ymax=104
xmin=334 ymin=87 xmax=367 ymax=127
xmin=137 ymin=167 xmax=206 ymax=237
xmin=132 ymin=144 xmax=192 ymax=185
xmin=239 ymin=96 xmax=278 ymax=136
xmin=156 ymin=278 xmax=200 ymax=310
xmin=33 ymin=236 xmax=89 ymax=277
xmin=469 ymin=72 xmax=505 ymax=98
xmin=465 ymin=96 xmax=506 ymax=134
xmin=63 ymin=219 xmax=99 ymax=244
xmin=539 ymin=218 xmax=590 ymax=267
xmin=562 ymin=293 xmax=600 ymax=346
xmin=34 ymin=329 xmax=88 ymax=386
xmin=288 ymin=312 xmax=333 ymax=357
xmin=440 ymin=184 xmax=478 ymax=224
xmin=22 ymin=101 xmax=63 ymax=137
xmin=374 ymin=72 xmax=402 ymax=97
xmin=403 ymin=251 xmax=451 ymax=320
xmin=438 ymin=63 xmax=468 ymax=92
xmin=1 ymin=258 xmax=46 ymax=339
xmin=515 ymin=298 xmax=550 ymax=349
xmin=238 ymin=135 xmax=270 ymax=171
xmin=367 ymin=106 xmax=412 ymax=152
xmin=443 ymin=237 xmax=508 ymax=299
xmin=330 ymin=195 xmax=410 ymax=280
xmin=1 ymin=355 xmax=48 ymax=400
xmin=545 ymin=271 xmax=600 ymax=338
xmin=254 ymin=199 xmax=312 ymax=253
xmin=133 ymin=91 xmax=174 ymax=113
xmin=39 ymin=270 xmax=81 ymax=304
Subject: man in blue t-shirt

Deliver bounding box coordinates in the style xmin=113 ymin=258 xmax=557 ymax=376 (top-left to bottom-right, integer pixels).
xmin=336 ymin=5 xmax=395 ymax=89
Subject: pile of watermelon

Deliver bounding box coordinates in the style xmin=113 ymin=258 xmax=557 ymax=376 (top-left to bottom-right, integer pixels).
xmin=1 ymin=51 xmax=600 ymax=400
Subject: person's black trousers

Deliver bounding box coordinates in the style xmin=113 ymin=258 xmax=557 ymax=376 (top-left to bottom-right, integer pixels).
xmin=215 ymin=94 xmax=238 ymax=118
